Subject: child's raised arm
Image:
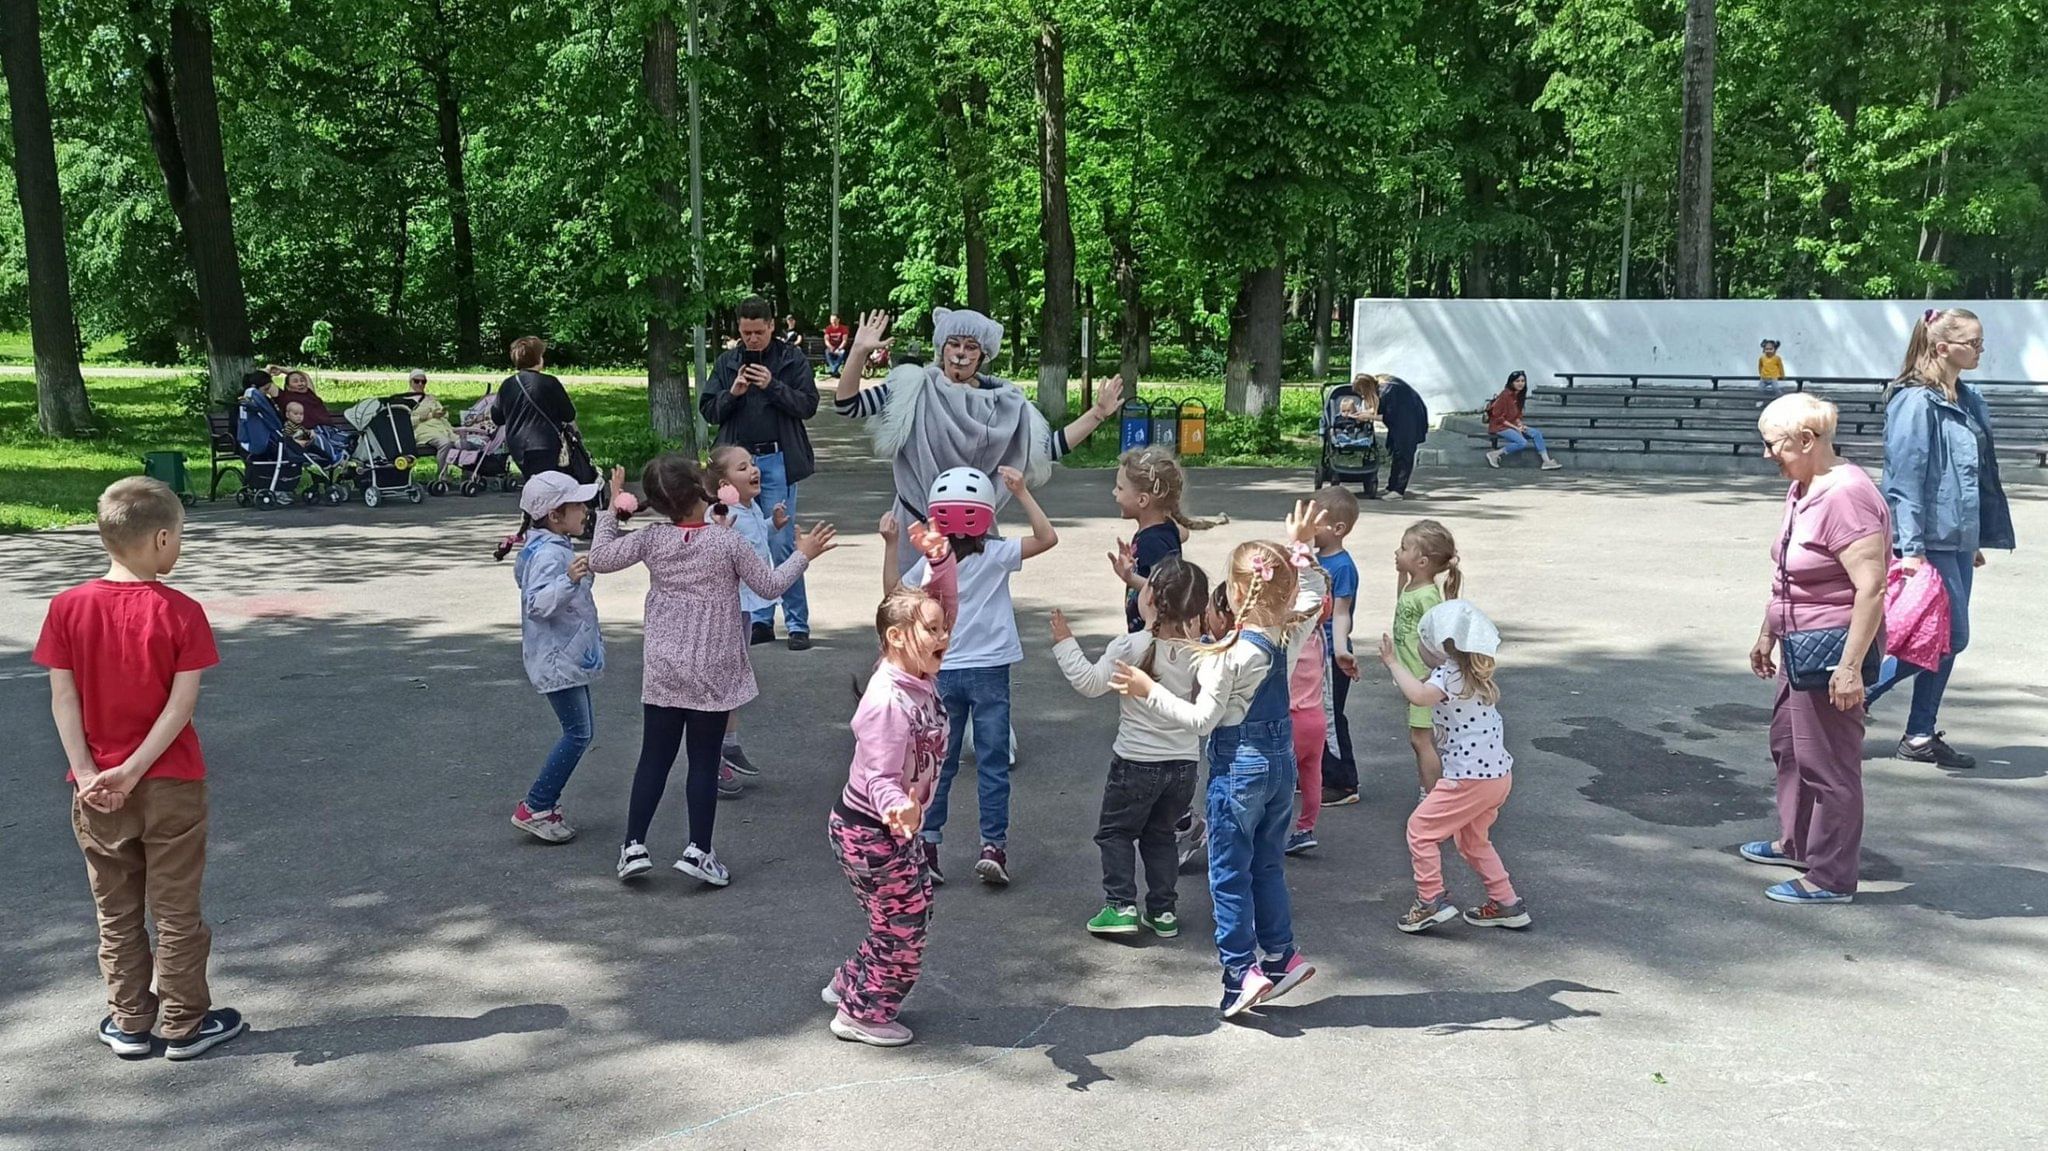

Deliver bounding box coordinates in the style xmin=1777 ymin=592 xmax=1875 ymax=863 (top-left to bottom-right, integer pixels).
xmin=998 ymin=466 xmax=1058 ymax=560
xmin=878 ymin=512 xmax=902 ymax=597
xmin=589 ymin=467 xmax=649 ymax=574
xmin=1050 ymin=610 xmax=1141 ymax=698
xmin=1378 ymin=633 xmax=1447 ymax=708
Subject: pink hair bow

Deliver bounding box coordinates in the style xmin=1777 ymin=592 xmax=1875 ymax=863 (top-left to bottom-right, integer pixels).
xmin=1924 ymin=307 xmax=1943 ymax=324
xmin=1248 ymin=553 xmax=1276 ymax=582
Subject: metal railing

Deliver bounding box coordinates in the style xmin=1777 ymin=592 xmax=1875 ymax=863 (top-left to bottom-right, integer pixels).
xmin=1553 ymin=372 xmax=2048 ymax=392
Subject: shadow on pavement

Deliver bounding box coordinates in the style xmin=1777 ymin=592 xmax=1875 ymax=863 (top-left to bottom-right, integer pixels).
xmin=220 ymin=1004 xmax=572 ymax=1066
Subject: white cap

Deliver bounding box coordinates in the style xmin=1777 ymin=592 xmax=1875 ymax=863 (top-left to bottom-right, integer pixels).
xmin=1419 ymin=600 xmax=1501 ymax=658
xmin=519 ymin=472 xmax=600 ymax=519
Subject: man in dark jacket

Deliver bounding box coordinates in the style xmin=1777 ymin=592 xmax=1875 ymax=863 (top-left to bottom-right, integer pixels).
xmin=700 ymin=296 xmax=822 ymax=650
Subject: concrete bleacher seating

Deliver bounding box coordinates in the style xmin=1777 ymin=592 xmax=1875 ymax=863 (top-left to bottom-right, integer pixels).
xmin=1442 ymin=373 xmax=2048 ymax=476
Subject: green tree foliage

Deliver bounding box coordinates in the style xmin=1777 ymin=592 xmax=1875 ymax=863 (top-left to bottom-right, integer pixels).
xmin=4 ymin=0 xmax=2045 ymax=415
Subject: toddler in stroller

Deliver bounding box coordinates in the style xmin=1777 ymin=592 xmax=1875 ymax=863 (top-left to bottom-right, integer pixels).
xmin=238 ymin=383 xmax=351 ymax=509
xmin=431 ymin=395 xmax=518 ymax=496
xmin=1317 ymin=377 xmax=1383 ymax=499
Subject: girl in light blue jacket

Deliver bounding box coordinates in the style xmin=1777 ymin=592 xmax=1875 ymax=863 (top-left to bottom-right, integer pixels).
xmin=508 ymin=472 xmax=606 ymax=842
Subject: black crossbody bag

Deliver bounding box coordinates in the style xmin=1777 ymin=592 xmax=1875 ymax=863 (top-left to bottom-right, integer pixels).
xmin=1775 ymin=504 xmax=1881 ymax=692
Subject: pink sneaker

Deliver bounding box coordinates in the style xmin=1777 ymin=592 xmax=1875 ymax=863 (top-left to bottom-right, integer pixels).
xmin=1259 ymin=949 xmax=1316 ymax=1002
xmin=717 ymin=761 xmax=743 ymax=799
xmin=830 ymin=1010 xmax=914 ymax=1047
xmin=511 ymin=801 xmax=575 ymax=843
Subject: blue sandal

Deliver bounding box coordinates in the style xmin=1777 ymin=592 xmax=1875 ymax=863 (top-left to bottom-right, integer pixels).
xmin=1765 ymin=879 xmax=1852 ymax=904
xmin=1739 ymin=840 xmax=1809 ymax=870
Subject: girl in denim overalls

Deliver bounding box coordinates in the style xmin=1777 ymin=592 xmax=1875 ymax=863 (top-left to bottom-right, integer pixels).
xmin=1113 ymin=501 xmax=1328 ymax=1016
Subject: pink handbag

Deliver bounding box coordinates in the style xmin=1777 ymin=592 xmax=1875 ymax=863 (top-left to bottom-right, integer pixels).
xmin=1884 ymin=559 xmax=1952 ymax=672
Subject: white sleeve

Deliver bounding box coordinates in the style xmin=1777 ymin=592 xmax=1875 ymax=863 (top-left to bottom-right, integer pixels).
xmin=1136 ymin=646 xmax=1238 ymax=736
xmin=906 ymin=557 xmax=933 ymax=589
xmin=994 ymin=537 xmax=1025 ymax=572
xmin=1283 ymin=564 xmax=1328 ymax=665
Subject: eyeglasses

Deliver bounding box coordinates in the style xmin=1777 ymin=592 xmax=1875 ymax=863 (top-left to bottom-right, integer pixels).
xmin=1959 ymin=338 xmax=1986 ymax=351
xmin=1763 ymin=433 xmax=1807 ymax=455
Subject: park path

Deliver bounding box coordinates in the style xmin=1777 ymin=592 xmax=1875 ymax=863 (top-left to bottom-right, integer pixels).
xmin=1 ymin=452 xmax=2045 ymax=1150
xmin=0 ymin=363 xmax=645 ymax=386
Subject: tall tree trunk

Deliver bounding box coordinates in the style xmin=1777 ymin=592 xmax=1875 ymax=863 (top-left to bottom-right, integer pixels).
xmin=139 ymin=1 xmax=253 ymax=404
xmin=2 ymin=0 xmax=94 ymax=435
xmin=1675 ymin=0 xmax=1716 ymax=298
xmin=1033 ymin=19 xmax=1074 ymax=421
xmin=1225 ymin=261 xmax=1285 ymax=415
xmin=644 ymin=14 xmax=692 ymax=444
xmin=1110 ymin=223 xmax=1147 ymax=387
xmin=938 ymin=86 xmax=992 ymax=314
xmin=388 ymin=195 xmax=409 ymax=341
xmin=426 ymin=15 xmax=482 ymax=364
xmin=1311 ymin=217 xmax=1336 ymax=378
xmin=1000 ymin=250 xmax=1026 ymax=373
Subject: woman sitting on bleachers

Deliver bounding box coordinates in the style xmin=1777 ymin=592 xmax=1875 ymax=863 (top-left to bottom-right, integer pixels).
xmin=1485 ymin=371 xmax=1564 ymax=471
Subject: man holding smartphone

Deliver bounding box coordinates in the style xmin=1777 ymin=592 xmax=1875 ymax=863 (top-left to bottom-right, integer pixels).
xmin=700 ymin=296 xmax=822 ymax=649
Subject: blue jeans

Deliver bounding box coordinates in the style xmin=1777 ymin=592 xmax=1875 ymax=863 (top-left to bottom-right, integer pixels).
xmin=825 ymin=349 xmax=847 ymax=375
xmin=1865 ymin=549 xmax=1973 ymax=737
xmin=1206 ymin=718 xmax=1297 ymax=975
xmin=1499 ymin=427 xmax=1547 ymax=456
xmin=528 ymin=685 xmax=594 ymax=811
xmin=748 ymin=451 xmax=808 ymax=634
xmin=922 ymin=666 xmax=1012 ymax=848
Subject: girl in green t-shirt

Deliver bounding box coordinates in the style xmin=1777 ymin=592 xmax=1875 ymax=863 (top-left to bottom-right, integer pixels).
xmin=1392 ymin=520 xmax=1463 ymax=798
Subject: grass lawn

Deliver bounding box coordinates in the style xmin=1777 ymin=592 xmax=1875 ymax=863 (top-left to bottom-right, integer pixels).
xmin=0 ymin=373 xmax=1323 ymax=532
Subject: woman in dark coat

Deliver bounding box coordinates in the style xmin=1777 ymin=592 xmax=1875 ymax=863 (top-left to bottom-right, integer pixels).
xmin=491 ymin=336 xmax=580 ymax=482
xmin=1378 ymin=374 xmax=1429 ymax=500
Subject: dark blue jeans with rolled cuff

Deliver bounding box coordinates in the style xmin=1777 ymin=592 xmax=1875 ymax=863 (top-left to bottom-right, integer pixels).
xmin=921 ymin=665 xmax=1013 ymax=848
xmin=527 ymin=685 xmax=594 ymax=811
xmin=1865 ymin=548 xmax=1972 ymax=738
xmin=1205 ymin=717 xmax=1298 ymax=977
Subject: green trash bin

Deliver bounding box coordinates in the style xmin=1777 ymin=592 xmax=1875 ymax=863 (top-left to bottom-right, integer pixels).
xmin=142 ymin=451 xmax=198 ymax=507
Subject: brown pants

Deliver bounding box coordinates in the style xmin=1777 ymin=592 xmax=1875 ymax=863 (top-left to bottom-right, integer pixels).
xmin=71 ymin=778 xmax=212 ymax=1038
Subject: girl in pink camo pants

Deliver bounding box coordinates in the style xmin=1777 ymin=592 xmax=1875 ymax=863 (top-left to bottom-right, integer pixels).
xmin=823 ymin=519 xmax=958 ymax=1048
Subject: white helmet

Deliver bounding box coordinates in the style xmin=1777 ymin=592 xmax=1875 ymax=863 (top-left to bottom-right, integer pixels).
xmin=926 ymin=467 xmax=997 ymax=538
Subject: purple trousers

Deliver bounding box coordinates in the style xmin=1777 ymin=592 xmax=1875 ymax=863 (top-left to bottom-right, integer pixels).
xmin=1769 ymin=676 xmax=1866 ymax=894
xmin=828 ymin=811 xmax=931 ymax=1025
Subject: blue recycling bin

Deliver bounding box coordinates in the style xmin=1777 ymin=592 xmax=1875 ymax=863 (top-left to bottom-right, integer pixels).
xmin=1119 ymin=397 xmax=1153 ymax=451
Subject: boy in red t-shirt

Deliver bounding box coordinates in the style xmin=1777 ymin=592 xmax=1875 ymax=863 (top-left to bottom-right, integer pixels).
xmin=33 ymin=477 xmax=245 ymax=1060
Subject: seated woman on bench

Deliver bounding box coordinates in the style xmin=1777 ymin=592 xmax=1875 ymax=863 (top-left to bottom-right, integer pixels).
xmin=1485 ymin=371 xmax=1564 ymax=471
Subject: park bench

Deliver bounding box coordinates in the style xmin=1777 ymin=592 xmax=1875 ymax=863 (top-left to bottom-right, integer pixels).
xmin=206 ymin=411 xmax=244 ymax=500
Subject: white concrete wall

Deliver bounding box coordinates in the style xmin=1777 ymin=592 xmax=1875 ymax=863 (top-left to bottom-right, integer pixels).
xmin=1348 ymin=298 xmax=2048 ymax=415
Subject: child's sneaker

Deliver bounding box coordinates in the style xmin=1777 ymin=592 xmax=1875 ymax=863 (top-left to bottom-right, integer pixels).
xmin=975 ymin=844 xmax=1010 ymax=886
xmin=822 ymin=973 xmax=847 ymax=1006
xmin=723 ymin=745 xmax=761 ymax=777
xmin=1176 ymin=815 xmax=1207 ymax=871
xmin=1259 ymin=949 xmax=1317 ymax=1002
xmin=1086 ymin=904 xmax=1140 ymax=936
xmin=97 ymin=1016 xmax=153 ymax=1057
xmin=674 ymin=843 xmax=731 ymax=887
xmin=163 ymin=1008 xmax=246 ymax=1061
xmin=1321 ymin=787 xmax=1360 ymax=807
xmin=1462 ymin=900 xmax=1532 ymax=929
xmin=1219 ymin=966 xmax=1275 ymax=1018
xmin=616 ymin=841 xmax=654 ymax=880
xmin=717 ymin=761 xmax=743 ymax=798
xmin=1140 ymin=910 xmax=1180 ymax=938
xmin=1284 ymin=829 xmax=1318 ymax=855
xmin=1397 ymin=896 xmax=1459 ymax=934
xmin=921 ymin=840 xmax=945 ymax=886
xmin=511 ymin=801 xmax=576 ymax=843
xmin=830 ymin=1010 xmax=914 ymax=1047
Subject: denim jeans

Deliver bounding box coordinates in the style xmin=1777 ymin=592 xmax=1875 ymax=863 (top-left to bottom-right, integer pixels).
xmin=922 ymin=666 xmax=1013 ymax=848
xmin=1206 ymin=718 xmax=1297 ymax=974
xmin=1499 ymin=427 xmax=1547 ymax=456
xmin=527 ymin=685 xmax=593 ymax=811
xmin=1865 ymin=549 xmax=1973 ymax=737
xmin=1096 ymin=757 xmax=1198 ymax=913
xmin=749 ymin=450 xmax=809 ymax=634
xmin=825 ymin=349 xmax=847 ymax=375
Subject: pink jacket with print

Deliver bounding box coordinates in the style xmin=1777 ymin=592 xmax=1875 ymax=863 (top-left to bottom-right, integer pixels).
xmin=841 ymin=554 xmax=958 ymax=826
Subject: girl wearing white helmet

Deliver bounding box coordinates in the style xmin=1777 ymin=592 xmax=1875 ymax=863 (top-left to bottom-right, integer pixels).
xmin=881 ymin=465 xmax=1058 ymax=888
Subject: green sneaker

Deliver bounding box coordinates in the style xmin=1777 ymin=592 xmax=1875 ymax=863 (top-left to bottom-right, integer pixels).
xmin=1141 ymin=910 xmax=1180 ymax=938
xmin=1087 ymin=904 xmax=1141 ymax=935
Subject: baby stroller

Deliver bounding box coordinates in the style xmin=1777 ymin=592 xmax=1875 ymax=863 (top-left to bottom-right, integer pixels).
xmin=343 ymin=398 xmax=427 ymax=507
xmin=1316 ymin=380 xmax=1382 ymax=498
xmin=431 ymin=395 xmax=517 ymax=496
xmin=235 ymin=390 xmax=351 ymax=509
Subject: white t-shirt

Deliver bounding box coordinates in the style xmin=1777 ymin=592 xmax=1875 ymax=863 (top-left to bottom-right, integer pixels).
xmin=908 ymin=536 xmax=1023 ymax=670
xmin=1427 ymin=664 xmax=1513 ymax=780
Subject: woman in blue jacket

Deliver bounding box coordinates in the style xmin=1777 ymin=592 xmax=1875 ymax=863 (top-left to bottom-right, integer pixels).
xmin=1865 ymin=308 xmax=2015 ymax=769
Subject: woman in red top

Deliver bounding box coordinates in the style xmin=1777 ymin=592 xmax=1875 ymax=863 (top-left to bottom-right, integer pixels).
xmin=1484 ymin=371 xmax=1562 ymax=471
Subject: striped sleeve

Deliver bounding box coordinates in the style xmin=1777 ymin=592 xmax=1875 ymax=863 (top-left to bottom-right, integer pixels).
xmin=1050 ymin=428 xmax=1071 ymax=460
xmin=834 ymin=382 xmax=891 ymax=418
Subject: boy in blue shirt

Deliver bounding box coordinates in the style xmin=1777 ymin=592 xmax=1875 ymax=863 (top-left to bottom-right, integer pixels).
xmin=1312 ymin=487 xmax=1364 ymax=805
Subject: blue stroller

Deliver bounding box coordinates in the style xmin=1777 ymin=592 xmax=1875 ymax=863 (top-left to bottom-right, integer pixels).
xmin=235 ymin=390 xmax=351 ymax=509
xmin=1315 ymin=381 xmax=1381 ymax=498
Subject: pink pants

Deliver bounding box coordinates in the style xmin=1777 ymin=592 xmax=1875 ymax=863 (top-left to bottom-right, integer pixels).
xmin=1290 ymin=704 xmax=1324 ymax=833
xmin=1407 ymin=775 xmax=1517 ymax=904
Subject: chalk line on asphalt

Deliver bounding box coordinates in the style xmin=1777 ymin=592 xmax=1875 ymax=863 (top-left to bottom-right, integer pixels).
xmin=628 ymin=1004 xmax=1072 ymax=1146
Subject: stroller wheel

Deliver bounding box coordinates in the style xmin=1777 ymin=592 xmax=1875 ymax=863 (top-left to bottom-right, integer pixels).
xmin=407 ymin=484 xmax=426 ymax=504
xmin=326 ymin=484 xmax=349 ymax=506
xmin=505 ymin=476 xmax=524 ymax=492
xmin=363 ymin=486 xmax=382 ymax=509
xmin=461 ymin=481 xmax=484 ymax=498
xmin=235 ymin=489 xmax=253 ymax=508
xmin=254 ymin=489 xmax=276 ymax=509
xmin=429 ymin=480 xmax=451 ymax=497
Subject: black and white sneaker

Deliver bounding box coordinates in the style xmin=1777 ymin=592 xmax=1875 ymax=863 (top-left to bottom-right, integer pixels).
xmin=97 ymin=1016 xmax=153 ymax=1057
xmin=617 ymin=841 xmax=654 ymax=881
xmin=723 ymin=745 xmax=762 ymax=777
xmin=1898 ymin=732 xmax=1975 ymax=769
xmin=164 ymin=1008 xmax=245 ymax=1061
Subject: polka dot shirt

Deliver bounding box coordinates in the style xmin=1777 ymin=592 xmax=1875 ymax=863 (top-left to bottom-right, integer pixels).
xmin=1426 ymin=665 xmax=1514 ymax=780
